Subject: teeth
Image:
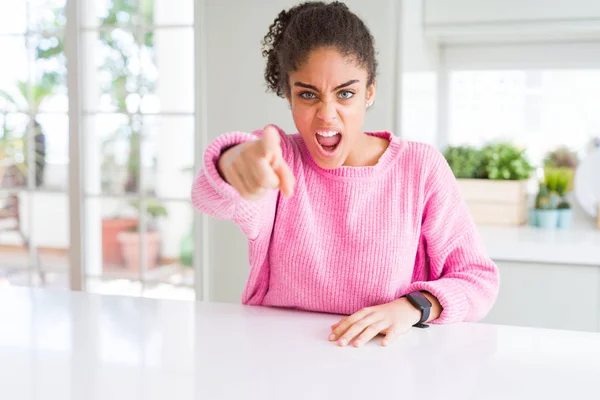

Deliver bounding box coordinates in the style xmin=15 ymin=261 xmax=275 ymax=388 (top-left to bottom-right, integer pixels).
xmin=316 ymin=131 xmax=339 ymax=137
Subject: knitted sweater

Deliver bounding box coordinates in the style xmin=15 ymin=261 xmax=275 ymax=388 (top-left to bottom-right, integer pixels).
xmin=192 ymin=126 xmax=499 ymax=323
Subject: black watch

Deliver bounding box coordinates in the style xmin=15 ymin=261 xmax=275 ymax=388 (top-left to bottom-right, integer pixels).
xmin=406 ymin=291 xmax=432 ymax=328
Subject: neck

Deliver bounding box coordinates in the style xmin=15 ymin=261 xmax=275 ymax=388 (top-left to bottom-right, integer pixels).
xmin=344 ymin=133 xmax=389 ymax=167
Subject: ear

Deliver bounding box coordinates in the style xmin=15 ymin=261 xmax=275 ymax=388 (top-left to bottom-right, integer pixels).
xmin=366 ymin=79 xmax=376 ymax=106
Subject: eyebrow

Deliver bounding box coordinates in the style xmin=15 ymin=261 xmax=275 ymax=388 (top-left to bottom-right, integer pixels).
xmin=293 ymin=79 xmax=360 ymax=92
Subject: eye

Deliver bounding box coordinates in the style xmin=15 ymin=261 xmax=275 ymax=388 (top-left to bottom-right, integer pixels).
xmin=338 ymin=90 xmax=355 ymax=99
xmin=299 ymin=91 xmax=317 ymax=100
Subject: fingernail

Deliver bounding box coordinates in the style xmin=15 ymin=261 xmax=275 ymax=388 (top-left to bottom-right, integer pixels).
xmin=339 ymin=338 xmax=347 ymax=346
xmin=353 ymin=340 xmax=361 ymax=347
xmin=328 ymin=333 xmax=335 ymax=341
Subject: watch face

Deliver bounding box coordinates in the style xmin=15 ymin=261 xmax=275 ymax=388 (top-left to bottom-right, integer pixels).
xmin=408 ymin=292 xmax=431 ymax=308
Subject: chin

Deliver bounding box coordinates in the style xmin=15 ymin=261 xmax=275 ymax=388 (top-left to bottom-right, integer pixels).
xmin=308 ymin=145 xmax=347 ymax=169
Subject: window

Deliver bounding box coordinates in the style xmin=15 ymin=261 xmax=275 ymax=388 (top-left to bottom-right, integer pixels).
xmin=448 ymin=70 xmax=600 ymax=166
xmin=81 ymin=0 xmax=196 ymax=299
xmin=0 ymin=0 xmax=200 ymax=300
xmin=0 ymin=0 xmax=69 ymax=288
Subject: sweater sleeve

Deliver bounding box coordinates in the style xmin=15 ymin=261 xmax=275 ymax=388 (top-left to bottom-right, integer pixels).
xmin=191 ymin=128 xmax=285 ymax=241
xmin=405 ymin=148 xmax=500 ymax=324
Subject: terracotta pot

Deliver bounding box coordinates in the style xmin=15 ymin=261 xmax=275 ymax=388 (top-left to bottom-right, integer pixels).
xmin=102 ymin=218 xmax=138 ymax=266
xmin=116 ymin=231 xmax=161 ymax=271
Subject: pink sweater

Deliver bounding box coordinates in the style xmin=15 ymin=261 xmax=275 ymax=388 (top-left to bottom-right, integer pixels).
xmin=192 ymin=126 xmax=499 ymax=324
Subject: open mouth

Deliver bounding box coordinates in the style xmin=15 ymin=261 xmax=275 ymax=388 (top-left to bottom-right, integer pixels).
xmin=315 ymin=130 xmax=342 ymax=154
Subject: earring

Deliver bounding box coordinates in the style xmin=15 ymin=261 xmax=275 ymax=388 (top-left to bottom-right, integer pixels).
xmin=366 ymin=102 xmax=373 ymax=109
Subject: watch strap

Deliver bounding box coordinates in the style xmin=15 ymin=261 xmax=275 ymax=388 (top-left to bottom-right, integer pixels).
xmin=406 ymin=291 xmax=431 ymax=329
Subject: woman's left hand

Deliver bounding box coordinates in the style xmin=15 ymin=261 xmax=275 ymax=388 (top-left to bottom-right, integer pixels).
xmin=328 ymin=298 xmax=422 ymax=347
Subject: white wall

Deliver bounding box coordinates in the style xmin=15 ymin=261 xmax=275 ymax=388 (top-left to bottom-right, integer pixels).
xmin=400 ymin=0 xmax=439 ymax=146
xmin=423 ymin=0 xmax=600 ymax=44
xmin=201 ymin=0 xmax=600 ymax=303
xmin=424 ymin=0 xmax=600 ymax=25
xmin=202 ymin=0 xmax=401 ymax=302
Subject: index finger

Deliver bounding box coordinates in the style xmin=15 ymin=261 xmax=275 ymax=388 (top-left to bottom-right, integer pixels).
xmin=272 ymin=156 xmax=295 ymax=197
xmin=259 ymin=125 xmax=281 ymax=154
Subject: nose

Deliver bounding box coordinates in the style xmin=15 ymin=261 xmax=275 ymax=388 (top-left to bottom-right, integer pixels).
xmin=316 ymin=101 xmax=337 ymax=123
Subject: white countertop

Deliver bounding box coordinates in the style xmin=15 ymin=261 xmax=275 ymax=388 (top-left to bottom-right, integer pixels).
xmin=479 ymin=224 xmax=600 ymax=266
xmin=1 ymin=287 xmax=600 ymax=399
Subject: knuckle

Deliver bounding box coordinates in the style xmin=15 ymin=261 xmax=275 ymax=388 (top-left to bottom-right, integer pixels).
xmin=255 ymin=140 xmax=269 ymax=155
xmin=354 ymin=321 xmax=368 ymax=331
xmin=365 ymin=325 xmax=379 ymax=334
xmin=363 ymin=327 xmax=378 ymax=338
xmin=333 ymin=324 xmax=345 ymax=335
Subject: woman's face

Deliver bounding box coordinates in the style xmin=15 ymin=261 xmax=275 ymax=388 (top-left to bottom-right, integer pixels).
xmin=287 ymin=47 xmax=376 ymax=169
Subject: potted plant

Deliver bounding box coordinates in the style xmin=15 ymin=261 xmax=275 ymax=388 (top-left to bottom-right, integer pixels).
xmin=443 ymin=145 xmax=486 ymax=179
xmin=102 ymin=212 xmax=138 ymax=267
xmin=533 ymin=183 xmax=560 ymax=228
xmin=117 ymin=200 xmax=168 ymax=271
xmin=545 ymin=167 xmax=573 ymax=229
xmin=444 ymin=142 xmax=535 ymax=226
xmin=543 ymin=146 xmax=578 ymax=191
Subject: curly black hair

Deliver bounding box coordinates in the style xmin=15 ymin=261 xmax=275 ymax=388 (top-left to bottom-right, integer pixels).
xmin=261 ymin=1 xmax=378 ymax=98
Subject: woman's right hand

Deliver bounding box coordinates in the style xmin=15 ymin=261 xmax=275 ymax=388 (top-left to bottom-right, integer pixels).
xmin=217 ymin=125 xmax=295 ymax=200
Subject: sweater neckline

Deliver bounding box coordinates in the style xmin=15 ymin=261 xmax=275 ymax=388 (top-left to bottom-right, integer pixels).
xmin=296 ymin=131 xmax=404 ymax=180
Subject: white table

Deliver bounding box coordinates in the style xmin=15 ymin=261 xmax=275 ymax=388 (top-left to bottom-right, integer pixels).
xmin=1 ymin=287 xmax=600 ymax=400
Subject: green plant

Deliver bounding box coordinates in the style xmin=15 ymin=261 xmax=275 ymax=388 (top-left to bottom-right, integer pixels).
xmin=481 ymin=143 xmax=535 ymax=180
xmin=543 ymin=146 xmax=579 ymax=169
xmin=545 ymin=167 xmax=573 ymax=209
xmin=544 ymin=167 xmax=571 ymax=196
xmin=443 ymin=146 xmax=486 ymax=179
xmin=443 ymin=142 xmax=534 ymax=181
xmin=535 ymin=183 xmax=560 ymax=210
xmin=0 ymin=75 xmax=58 ymax=116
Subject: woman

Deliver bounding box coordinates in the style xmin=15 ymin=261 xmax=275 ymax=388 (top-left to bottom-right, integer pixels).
xmin=192 ymin=1 xmax=499 ymax=347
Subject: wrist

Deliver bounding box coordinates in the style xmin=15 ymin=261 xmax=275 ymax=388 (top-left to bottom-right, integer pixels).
xmin=394 ymin=297 xmax=422 ymax=325
xmin=217 ymin=145 xmax=241 ymax=181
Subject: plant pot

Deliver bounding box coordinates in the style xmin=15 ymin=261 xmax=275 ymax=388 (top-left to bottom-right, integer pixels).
xmin=557 ymin=209 xmax=573 ymax=229
xmin=456 ymin=179 xmax=529 ymax=226
xmin=528 ymin=209 xmax=538 ymax=227
xmin=535 ymin=209 xmax=559 ymax=229
xmin=102 ymin=218 xmax=138 ymax=266
xmin=117 ymin=230 xmax=161 ymax=271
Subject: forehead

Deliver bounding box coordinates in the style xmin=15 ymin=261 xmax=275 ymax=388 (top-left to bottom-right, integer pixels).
xmin=289 ymin=47 xmax=367 ymax=88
